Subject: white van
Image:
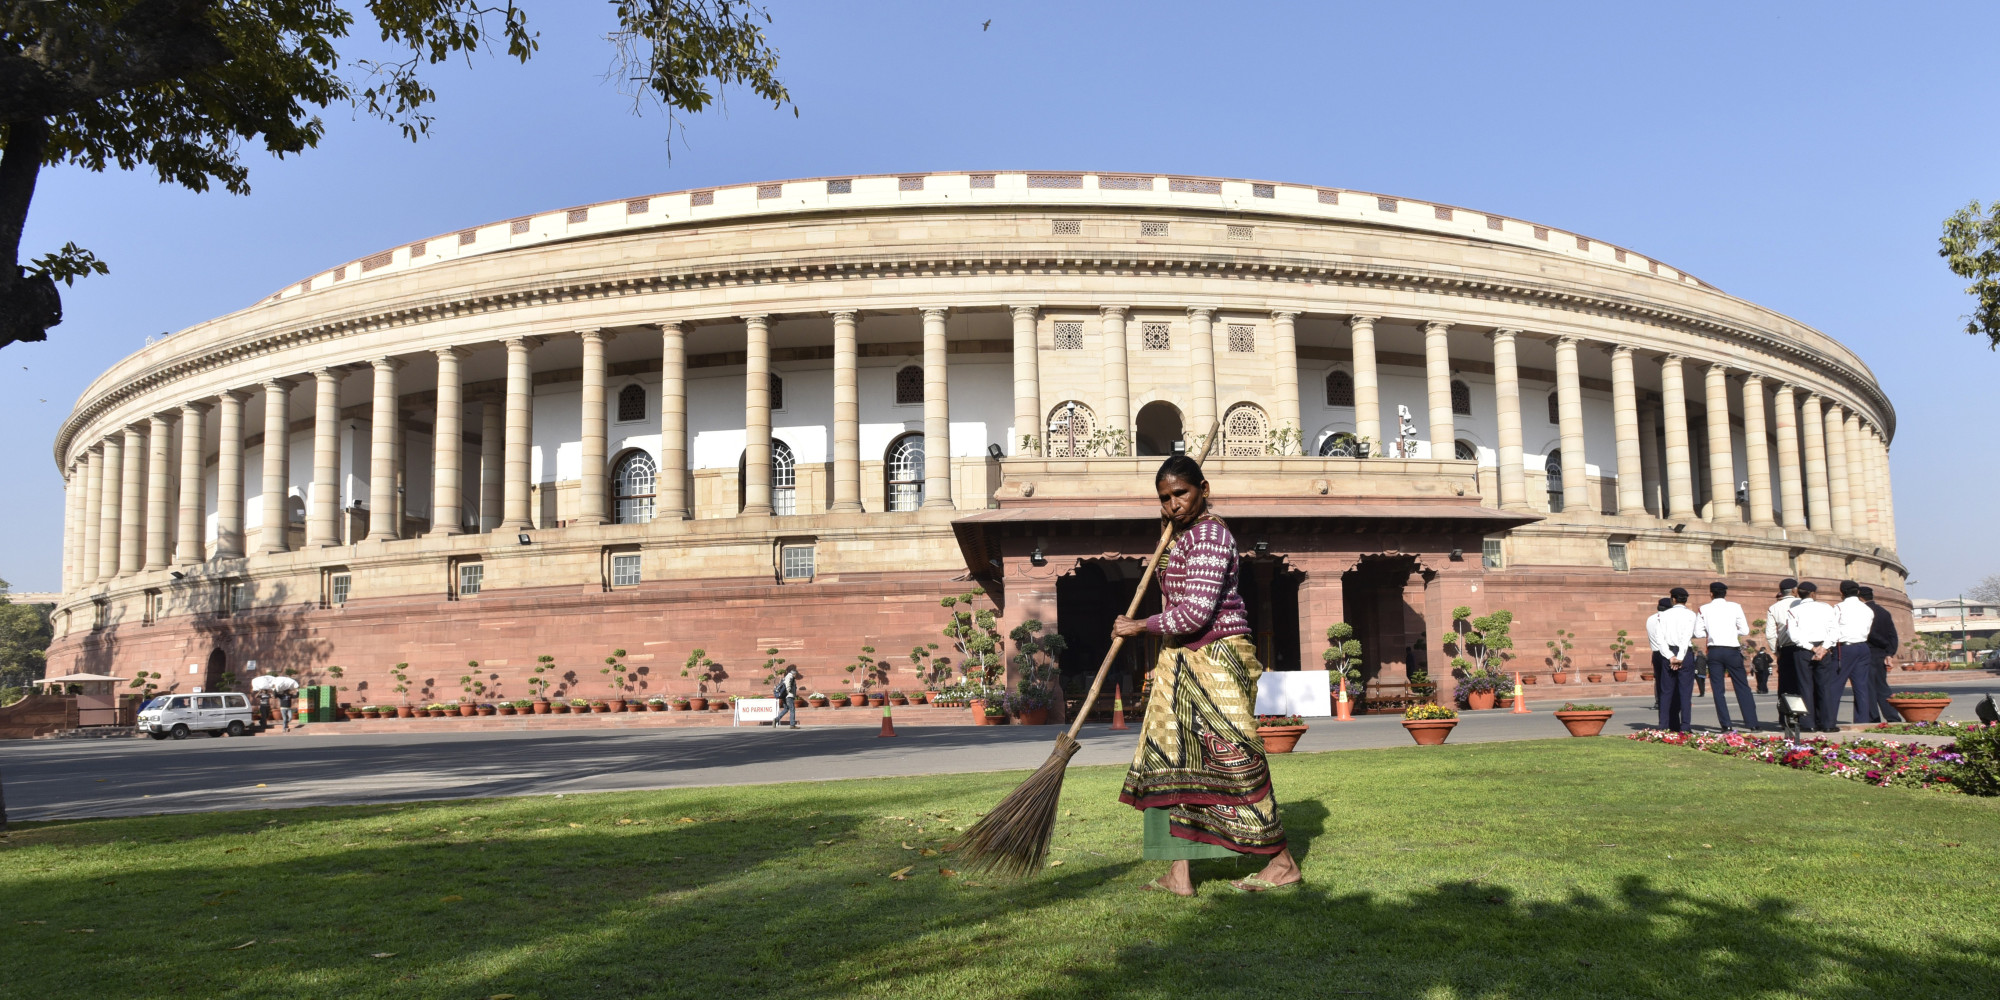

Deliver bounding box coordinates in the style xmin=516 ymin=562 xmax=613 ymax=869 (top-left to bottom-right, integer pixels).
xmin=138 ymin=692 xmax=253 ymax=739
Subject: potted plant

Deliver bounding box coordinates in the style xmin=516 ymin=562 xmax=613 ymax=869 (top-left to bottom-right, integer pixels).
xmin=682 ymin=648 xmax=720 ymax=711
xmin=569 ymin=697 xmax=591 ymax=714
xmin=646 ymin=696 xmax=667 ymax=712
xmin=589 ymin=699 xmax=611 ymax=714
xmin=1553 ymin=702 xmax=1614 ymax=737
xmin=976 ymin=702 xmax=1006 ymax=726
xmin=670 ymin=695 xmax=691 ymax=711
xmin=846 ymin=684 xmax=867 ymax=708
xmin=1546 ymin=627 xmax=1575 ymax=684
xmin=530 ymin=655 xmax=556 ymax=713
xmin=1401 ymin=703 xmax=1459 ymax=745
xmin=1322 ymin=622 xmax=1366 ymax=712
xmin=1460 ymin=673 xmax=1500 ymax=711
xmin=1408 ymin=671 xmax=1436 ymax=702
xmin=1609 ymin=630 xmax=1634 ymax=682
xmin=910 ymin=690 xmax=928 ymax=705
xmin=1585 ymin=671 xmax=1603 ymax=684
xmin=391 ymin=663 xmax=415 ymax=717
xmin=889 ymin=690 xmax=909 ymax=706
xmin=806 ymin=691 xmax=828 ymax=708
xmin=1003 ymin=688 xmax=1053 ymax=726
xmin=1886 ymin=691 xmax=1952 ymax=723
xmin=511 ymin=699 xmax=534 ymax=715
xmin=1447 ymin=606 xmax=1515 ymax=707
xmin=458 ymin=665 xmax=488 ymax=715
xmin=1255 ymin=714 xmax=1308 ymax=753
xmin=602 ymin=649 xmax=640 ymax=711
xmin=476 ymin=702 xmax=496 ymax=717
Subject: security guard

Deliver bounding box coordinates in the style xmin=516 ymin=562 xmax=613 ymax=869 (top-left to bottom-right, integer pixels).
xmin=1697 ymin=581 xmax=1758 ymax=732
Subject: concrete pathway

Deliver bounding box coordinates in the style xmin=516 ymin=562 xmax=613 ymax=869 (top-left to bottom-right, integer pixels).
xmin=3 ymin=676 xmax=1992 ymax=823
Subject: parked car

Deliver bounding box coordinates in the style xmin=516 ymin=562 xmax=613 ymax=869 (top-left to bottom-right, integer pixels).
xmin=139 ymin=692 xmax=253 ymax=740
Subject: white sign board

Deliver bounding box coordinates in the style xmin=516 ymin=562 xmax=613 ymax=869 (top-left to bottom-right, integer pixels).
xmin=734 ymin=698 xmax=780 ymax=726
xmin=1255 ymin=671 xmax=1333 ymax=717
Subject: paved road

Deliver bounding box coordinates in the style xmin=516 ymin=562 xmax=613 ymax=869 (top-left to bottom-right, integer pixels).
xmin=4 ymin=676 xmax=1993 ymax=822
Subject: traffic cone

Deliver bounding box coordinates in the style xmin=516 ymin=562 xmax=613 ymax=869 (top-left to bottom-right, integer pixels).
xmin=1336 ymin=676 xmax=1353 ymax=722
xmin=1511 ymin=672 xmax=1531 ymax=714
xmin=1109 ymin=689 xmax=1129 ymax=730
xmin=878 ymin=703 xmax=897 ymax=738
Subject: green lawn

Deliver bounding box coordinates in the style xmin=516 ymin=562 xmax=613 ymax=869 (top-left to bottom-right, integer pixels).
xmin=4 ymin=739 xmax=1999 ymax=1000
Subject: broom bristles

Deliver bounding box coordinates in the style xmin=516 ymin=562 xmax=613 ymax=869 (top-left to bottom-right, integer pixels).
xmin=952 ymin=733 xmax=1081 ymax=877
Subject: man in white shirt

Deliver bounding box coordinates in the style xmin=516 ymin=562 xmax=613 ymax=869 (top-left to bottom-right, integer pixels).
xmin=1766 ymin=578 xmax=1811 ymax=728
xmin=1698 ymin=581 xmax=1759 ymax=732
xmin=1644 ymin=596 xmax=1671 ymax=717
xmin=1787 ymin=582 xmax=1839 ymax=732
xmin=1825 ymin=579 xmax=1876 ymax=730
xmin=1650 ymin=587 xmax=1702 ymax=732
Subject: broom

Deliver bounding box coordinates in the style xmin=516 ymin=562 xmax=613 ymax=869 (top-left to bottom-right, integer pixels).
xmin=954 ymin=419 xmax=1221 ymax=876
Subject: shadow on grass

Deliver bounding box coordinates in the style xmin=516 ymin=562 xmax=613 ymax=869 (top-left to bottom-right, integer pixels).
xmin=2 ymin=786 xmax=1994 ymax=1000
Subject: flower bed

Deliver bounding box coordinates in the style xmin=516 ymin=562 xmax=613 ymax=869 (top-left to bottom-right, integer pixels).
xmin=1871 ymin=720 xmax=1998 ymax=738
xmin=1627 ymin=728 xmax=1998 ymax=795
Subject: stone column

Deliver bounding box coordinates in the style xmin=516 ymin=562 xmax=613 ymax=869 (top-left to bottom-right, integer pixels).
xmin=119 ymin=425 xmax=145 ymax=575
xmin=1350 ymin=316 xmax=1382 ymax=453
xmin=658 ymin=321 xmax=689 ymax=520
xmin=308 ymin=370 xmax=342 ymax=546
xmin=1100 ymin=306 xmax=1130 ymax=450
xmin=81 ymin=446 xmax=104 ymax=585
xmin=1638 ymin=399 xmax=1662 ymax=515
xmin=1741 ymin=375 xmax=1775 ymax=526
xmin=1660 ymin=356 xmax=1695 ymax=519
xmin=60 ymin=462 xmax=77 ymax=592
xmin=1860 ymin=423 xmax=1884 ymax=543
xmin=830 ymin=311 xmax=862 ymax=511
xmin=1272 ymin=310 xmax=1301 ymax=452
xmin=1554 ymin=336 xmax=1589 ymax=512
xmin=479 ymin=398 xmax=503 ymax=531
xmin=1772 ymin=384 xmax=1804 ymax=528
xmin=176 ymin=403 xmax=205 ymax=564
xmin=1609 ymin=345 xmax=1644 ymax=516
xmin=574 ymin=330 xmax=609 ymax=526
xmin=1187 ymin=308 xmax=1217 ymax=436
xmin=1009 ymin=305 xmax=1041 ymax=456
xmin=1799 ymin=393 xmax=1831 ymax=531
xmin=1841 ymin=410 xmax=1867 ymax=541
xmin=145 ymin=414 xmax=173 ymax=570
xmin=1492 ymin=330 xmax=1527 ymax=510
xmin=258 ymin=379 xmax=293 ymax=554
xmin=366 ymin=359 xmax=403 ymax=540
xmin=98 ymin=435 xmax=123 ymax=580
xmin=741 ymin=314 xmax=773 ymax=516
xmin=1424 ymin=321 xmax=1455 ymax=457
xmin=1877 ymin=432 xmax=1898 ymax=550
xmin=429 ymin=348 xmax=467 ymax=535
xmin=215 ymin=390 xmax=246 ymax=559
xmin=1703 ymin=364 xmax=1738 ymax=523
xmin=502 ymin=338 xmax=536 ymax=530
xmin=922 ymin=307 xmax=955 ymax=509
xmin=1823 ymin=402 xmax=1852 ymax=536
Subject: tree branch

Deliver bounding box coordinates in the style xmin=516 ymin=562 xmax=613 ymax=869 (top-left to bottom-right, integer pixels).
xmin=0 ymin=0 xmax=232 ymax=125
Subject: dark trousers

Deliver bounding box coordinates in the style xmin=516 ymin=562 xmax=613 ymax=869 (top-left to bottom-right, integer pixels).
xmin=1656 ymin=652 xmax=1695 ymax=732
xmin=1707 ymin=646 xmax=1759 ymax=730
xmin=1753 ymin=659 xmax=1770 ymax=693
xmin=1840 ymin=644 xmax=1874 ymax=726
xmin=1777 ymin=646 xmax=1815 ymax=730
xmin=1869 ymin=653 xmax=1900 ymax=723
xmin=1809 ymin=651 xmax=1846 ymax=729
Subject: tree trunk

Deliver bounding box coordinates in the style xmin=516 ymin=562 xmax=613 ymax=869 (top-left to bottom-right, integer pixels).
xmin=0 ymin=117 xmax=59 ymax=348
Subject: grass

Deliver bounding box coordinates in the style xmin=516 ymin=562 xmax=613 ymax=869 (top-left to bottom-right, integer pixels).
xmin=3 ymin=739 xmax=1998 ymax=999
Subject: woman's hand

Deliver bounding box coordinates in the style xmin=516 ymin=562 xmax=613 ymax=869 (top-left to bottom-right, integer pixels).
xmin=1111 ymin=615 xmax=1149 ymax=639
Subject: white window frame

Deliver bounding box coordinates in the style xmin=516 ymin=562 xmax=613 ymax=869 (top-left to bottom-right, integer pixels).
xmin=611 ymin=552 xmax=642 ymax=588
xmin=454 ymin=560 xmax=484 ymax=599
xmin=1608 ymin=540 xmax=1629 ymax=573
xmin=1481 ymin=538 xmax=1504 ymax=570
xmin=779 ymin=542 xmax=816 ymax=583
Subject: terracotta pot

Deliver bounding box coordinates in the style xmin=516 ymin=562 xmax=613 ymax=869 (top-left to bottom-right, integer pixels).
xmin=1585 ymin=674 xmax=1603 ymax=684
xmin=849 ymin=694 xmax=868 ymax=707
xmin=397 ymin=706 xmax=414 ymax=718
xmin=647 ymin=702 xmax=665 ymax=712
xmin=714 ymin=700 xmax=732 ymax=712
xmin=1496 ymin=694 xmax=1514 ymax=709
xmin=891 ymin=695 xmax=909 ymax=706
xmin=459 ymin=704 xmax=476 ymax=717
xmin=1257 ymin=724 xmax=1307 ymax=753
xmin=551 ymin=703 xmax=569 ymax=714
xmin=1612 ymin=670 xmax=1630 ymax=682
xmin=1467 ymin=690 xmax=1497 ymax=711
xmin=689 ymin=697 xmax=709 ymax=711
xmin=477 ymin=705 xmax=495 ymax=717
xmin=1640 ymin=672 xmax=1654 ymax=681
xmin=868 ymin=694 xmax=886 ymax=707
xmin=1015 ymin=707 xmax=1050 ymax=726
xmin=911 ymin=693 xmax=928 ymax=705
xmin=807 ymin=697 xmax=828 ymax=708
xmin=1402 ymin=719 xmax=1458 ymax=745
xmin=969 ymin=698 xmax=987 ymax=719
xmin=532 ymin=700 xmax=550 ymax=715
xmin=1554 ymin=710 xmax=1614 ymax=737
xmin=592 ymin=703 xmax=611 ymax=714
xmin=610 ymin=700 xmax=627 ymax=713
xmin=976 ymin=711 xmax=1004 ymax=726
xmin=1520 ymin=675 xmax=1538 ymax=685
xmin=1551 ymin=673 xmax=1569 ymax=685
xmin=1887 ymin=697 xmax=1950 ymax=723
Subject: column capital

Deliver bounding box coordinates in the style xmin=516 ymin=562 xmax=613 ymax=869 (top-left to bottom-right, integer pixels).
xmin=431 ymin=346 xmax=469 ymax=362
xmin=1424 ymin=319 xmax=1451 ymax=334
xmin=576 ymin=327 xmax=611 ymax=344
xmin=1005 ymin=304 xmax=1039 ymax=321
xmin=260 ymin=377 xmax=296 ymax=392
xmin=123 ymin=422 xmax=147 ymax=438
xmin=311 ymin=366 xmax=345 ymax=383
xmin=1186 ymin=306 xmax=1214 ymax=321
xmin=1097 ymin=304 xmax=1127 ymax=319
xmin=827 ymin=309 xmax=858 ymax=323
xmin=147 ymin=412 xmax=171 ymax=430
xmin=1487 ymin=328 xmax=1522 ymax=342
xmin=1553 ymin=334 xmax=1581 ymax=348
xmin=1661 ymin=353 xmax=1685 ymax=364
xmin=368 ymin=357 xmax=407 ymax=372
xmin=1269 ymin=309 xmax=1299 ymax=321
xmin=169 ymin=401 xmax=207 ymax=420
xmin=657 ymin=318 xmax=686 ymax=334
xmin=742 ymin=313 xmax=771 ymax=329
xmin=1706 ymin=360 xmax=1730 ymax=375
xmin=1609 ymin=342 xmax=1634 ymax=357
xmin=1348 ymin=314 xmax=1380 ymax=327
xmin=920 ymin=307 xmax=949 ymax=323
xmin=220 ymin=387 xmax=250 ymax=403
xmin=501 ymin=335 xmax=544 ymax=352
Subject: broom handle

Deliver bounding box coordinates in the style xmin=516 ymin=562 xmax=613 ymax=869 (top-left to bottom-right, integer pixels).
xmin=1063 ymin=419 xmax=1221 ymax=740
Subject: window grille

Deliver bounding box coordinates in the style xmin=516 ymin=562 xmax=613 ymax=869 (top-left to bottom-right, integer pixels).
xmin=969 ymin=174 xmax=995 ymax=188
xmin=1434 ymin=205 xmax=1453 ymax=220
xmin=1141 ymin=322 xmax=1171 ymax=351
xmin=93 ymin=600 xmax=107 ymax=628
xmin=1046 ymin=402 xmax=1096 ymax=458
xmin=1140 ymin=221 xmax=1169 ymax=237
xmin=1320 ymin=432 xmax=1359 ymax=458
xmin=1326 ymin=370 xmax=1354 ymax=407
xmin=1533 ymin=225 xmax=1549 ymax=240
xmin=1377 ymin=197 xmax=1398 ymax=212
xmin=458 ymin=230 xmax=477 ymax=245
xmin=1451 ymin=380 xmax=1472 ymax=416
xmin=612 ymin=553 xmax=642 ymax=587
xmin=407 ymin=241 xmax=427 ymax=258
xmin=895 ymin=365 xmax=923 ymax=405
xmin=757 ymin=183 xmax=782 ymax=199
xmin=1483 ymin=538 xmax=1505 ymax=570
xmin=1548 ymin=392 xmax=1561 ymax=424
xmin=1712 ymin=545 xmax=1728 ymax=575
xmin=1051 ymin=219 xmax=1081 ymax=235
xmin=1251 ymin=183 xmax=1274 ymax=198
xmin=329 ymin=573 xmax=351 ymax=606
xmin=1226 ymin=225 xmax=1253 ymax=240
xmin=510 ymin=219 xmax=531 ymax=234
xmin=772 ymin=440 xmax=796 ymax=516
xmin=1545 ymin=452 xmax=1564 ymax=512
xmin=1100 ymin=175 xmax=1152 ymax=190
xmin=1053 ymin=321 xmax=1083 ymax=350
xmin=613 ymin=451 xmax=657 ymax=525
xmin=1486 ymin=215 xmax=1504 ymax=230
xmin=1576 ymin=235 xmax=1591 ymax=251
xmin=1608 ymin=541 xmax=1629 ymax=572
xmin=361 ymin=252 xmax=391 ymax=272
xmin=1168 ymin=178 xmax=1221 ymax=194
xmin=898 ymin=176 xmax=925 ymax=191
xmin=1227 ymin=324 xmax=1255 ymax=353
xmin=827 ymin=179 xmax=852 ymax=194
xmin=1455 ymin=440 xmax=1477 ymax=461
xmin=1028 ymin=173 xmax=1083 ymax=189
xmin=690 ymin=190 xmax=715 ymax=206
xmin=1222 ymin=404 xmax=1268 ymax=457
xmin=457 ymin=562 xmax=483 ymax=597
xmin=567 ymin=208 xmax=588 ymax=223
xmin=769 ymin=373 xmax=784 ymax=411
xmin=886 ymin=435 xmax=924 ymax=511
xmin=617 ymin=384 xmax=646 ymax=422
xmin=781 ymin=544 xmax=815 ymax=581
xmin=626 ymin=198 xmax=650 ymax=214
xmin=1316 ymin=189 xmax=1339 ymax=205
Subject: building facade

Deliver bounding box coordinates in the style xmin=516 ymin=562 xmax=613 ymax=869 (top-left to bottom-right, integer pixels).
xmin=45 ymin=172 xmax=1905 ymax=707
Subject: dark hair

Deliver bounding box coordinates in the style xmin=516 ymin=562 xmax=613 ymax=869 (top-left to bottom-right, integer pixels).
xmin=1839 ymin=579 xmax=1860 ymax=598
xmin=1797 ymin=581 xmax=1817 ymax=595
xmin=1858 ymin=586 xmax=1875 ymax=600
xmin=1710 ymin=582 xmax=1728 ymax=596
xmin=1669 ymin=587 xmax=1689 ymax=603
xmin=1154 ymin=455 xmax=1206 ymax=486
xmin=1656 ymin=597 xmax=1673 ymax=611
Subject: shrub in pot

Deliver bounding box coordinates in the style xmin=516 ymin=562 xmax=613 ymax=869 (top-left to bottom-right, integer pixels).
xmin=1553 ymin=702 xmax=1614 ymax=737
xmin=476 ymin=703 xmax=496 ymax=717
xmin=569 ymin=698 xmax=592 ymax=715
xmin=1886 ymin=692 xmax=1952 ymax=723
xmin=671 ymin=697 xmax=691 ymax=711
xmin=889 ymin=690 xmax=909 ymax=706
xmin=1401 ymin=703 xmax=1459 ymax=745
xmin=1255 ymin=714 xmax=1308 ymax=753
xmin=647 ymin=697 xmax=667 ymax=712
xmin=1460 ymin=672 xmax=1501 ymax=710
xmin=591 ymin=700 xmax=611 ymax=714
xmin=977 ymin=703 xmax=1007 ymax=726
xmin=1003 ymin=688 xmax=1054 ymax=726
xmin=1585 ymin=673 xmax=1603 ymax=684
xmin=807 ymin=693 xmax=828 ymax=708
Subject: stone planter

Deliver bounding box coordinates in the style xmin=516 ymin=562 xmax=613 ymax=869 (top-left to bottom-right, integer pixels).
xmin=1257 ymin=724 xmax=1307 ymax=753
xmin=1554 ymin=709 xmax=1614 ymax=737
xmin=1887 ymin=697 xmax=1950 ymax=723
xmin=1015 ymin=707 xmax=1050 ymax=726
xmin=1401 ymin=719 xmax=1458 ymax=745
xmin=1467 ymin=690 xmax=1497 ymax=711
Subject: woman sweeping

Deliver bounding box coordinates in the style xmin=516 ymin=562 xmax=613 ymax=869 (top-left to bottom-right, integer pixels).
xmin=1112 ymin=454 xmax=1303 ymax=896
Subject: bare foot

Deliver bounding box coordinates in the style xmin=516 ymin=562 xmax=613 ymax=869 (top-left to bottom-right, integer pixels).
xmin=1250 ymin=848 xmax=1302 ymax=887
xmin=1146 ymin=859 xmax=1196 ymax=897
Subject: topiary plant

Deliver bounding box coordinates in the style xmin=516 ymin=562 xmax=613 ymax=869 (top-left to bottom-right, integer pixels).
xmin=1322 ymin=622 xmax=1364 ymax=696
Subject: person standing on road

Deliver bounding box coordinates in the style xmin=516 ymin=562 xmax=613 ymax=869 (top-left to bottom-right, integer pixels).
xmin=1645 ymin=597 xmax=1671 ymax=713
xmin=1651 ymin=589 xmax=1701 ymax=733
xmin=1789 ymin=582 xmax=1840 ymax=732
xmin=1752 ymin=646 xmax=1773 ymax=694
xmin=1698 ymin=582 xmax=1759 ymax=732
xmin=1860 ymin=586 xmax=1901 ymax=723
xmin=1767 ymin=579 xmax=1811 ymax=729
xmin=277 ymin=687 xmax=296 ymax=732
xmin=1829 ymin=580 xmax=1876 ymax=729
xmin=774 ymin=664 xmax=801 ymax=730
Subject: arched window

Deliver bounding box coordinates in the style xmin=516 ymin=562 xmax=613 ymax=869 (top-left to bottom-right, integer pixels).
xmin=1451 ymin=380 xmax=1472 ymax=416
xmin=769 ymin=373 xmax=784 ymax=412
xmin=1325 ymin=370 xmax=1354 ymax=407
xmin=1455 ymin=440 xmax=1477 ymax=461
xmin=1548 ymin=392 xmax=1561 ymax=424
xmin=1222 ymin=403 xmax=1268 ymax=457
xmin=1045 ymin=401 xmax=1097 ymax=458
xmin=1319 ymin=432 xmax=1359 ymax=457
xmin=613 ymin=451 xmax=657 ymax=524
xmin=886 ymin=434 xmax=924 ymax=511
xmin=895 ymin=365 xmax=923 ymax=405
xmin=617 ymin=384 xmax=646 ymax=423
xmin=771 ymin=439 xmax=796 ymax=515
xmin=1545 ymin=450 xmax=1565 ymax=512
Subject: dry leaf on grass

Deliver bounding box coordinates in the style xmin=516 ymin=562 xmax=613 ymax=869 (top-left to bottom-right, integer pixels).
xmin=918 ymin=848 xmax=939 ymax=857
xmin=228 ymin=940 xmax=256 ymax=950
xmin=371 ymin=952 xmax=397 ymax=959
xmin=678 ymin=818 xmax=696 ymax=824
xmin=567 ymin=824 xmax=583 ymax=829
xmin=888 ymin=866 xmax=913 ymax=881
xmin=67 ymin=928 xmax=95 ymax=934
xmin=1049 ymin=860 xmax=1064 ymax=867
xmin=440 ymin=895 xmax=463 ymax=902
xmin=901 ymin=842 xmax=915 ymax=850
xmin=817 ymin=840 xmax=836 ymax=846
xmin=938 ymin=868 xmax=958 ymax=877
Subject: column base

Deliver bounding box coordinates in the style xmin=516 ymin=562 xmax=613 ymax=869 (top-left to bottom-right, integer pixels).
xmin=827 ymin=502 xmax=864 ymax=514
xmin=423 ymin=528 xmax=466 ymax=539
xmin=741 ymin=505 xmax=773 ymax=517
xmin=921 ymin=499 xmax=957 ymax=510
xmin=570 ymin=516 xmax=608 ymax=527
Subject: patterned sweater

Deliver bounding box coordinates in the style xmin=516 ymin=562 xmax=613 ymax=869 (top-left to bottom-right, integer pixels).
xmin=1145 ymin=516 xmax=1251 ymax=650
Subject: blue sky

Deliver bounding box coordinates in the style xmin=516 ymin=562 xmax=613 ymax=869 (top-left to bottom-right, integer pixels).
xmin=3 ymin=1 xmax=1996 ymax=597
